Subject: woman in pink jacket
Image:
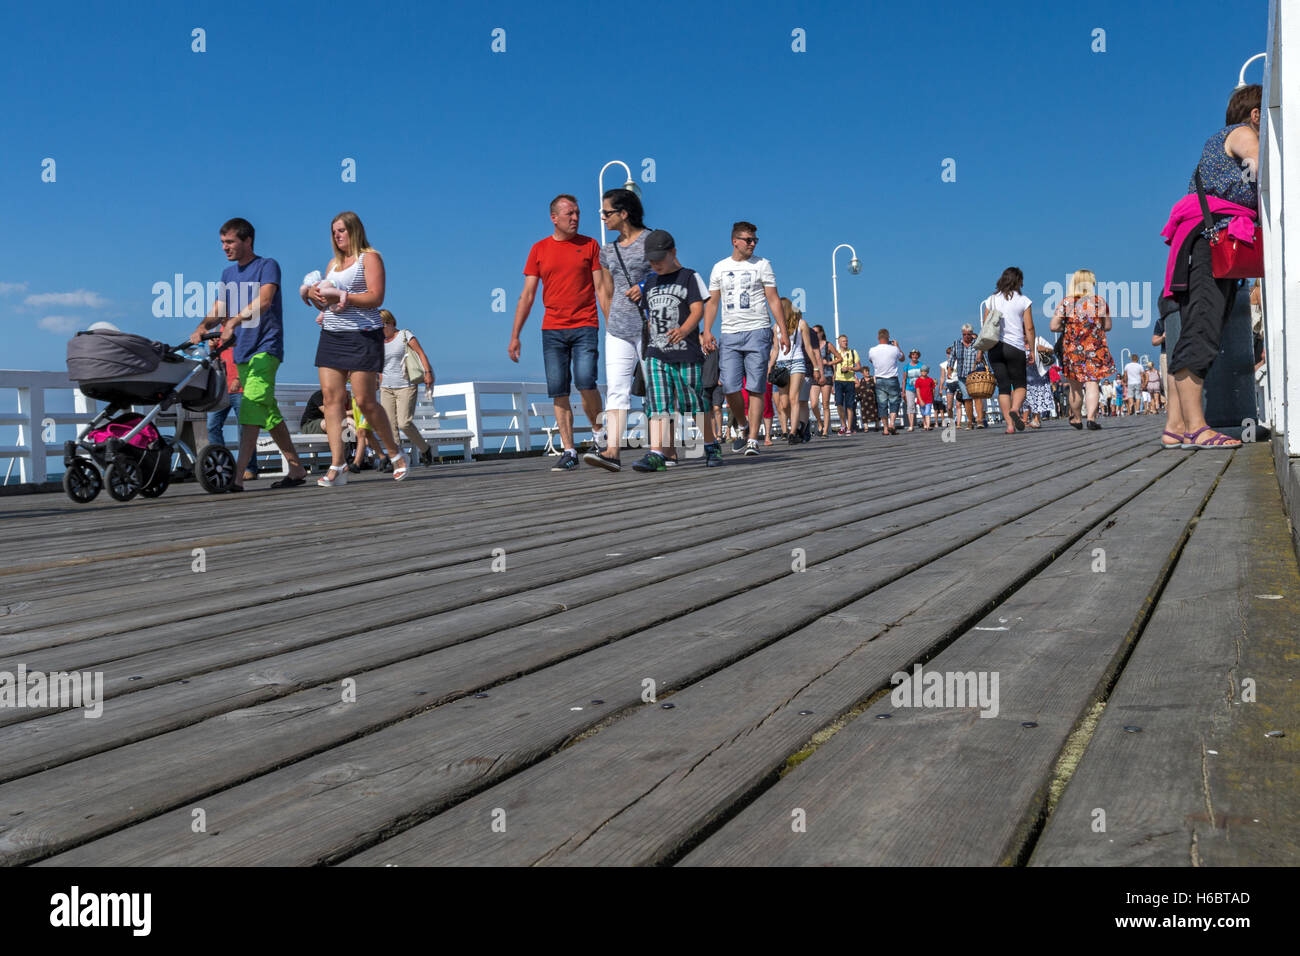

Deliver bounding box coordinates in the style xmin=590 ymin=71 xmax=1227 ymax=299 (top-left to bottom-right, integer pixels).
xmin=1159 ymin=86 xmax=1260 ymax=449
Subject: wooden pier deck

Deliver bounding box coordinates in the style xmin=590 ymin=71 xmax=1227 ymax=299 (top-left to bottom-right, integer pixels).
xmin=0 ymin=417 xmax=1296 ymax=867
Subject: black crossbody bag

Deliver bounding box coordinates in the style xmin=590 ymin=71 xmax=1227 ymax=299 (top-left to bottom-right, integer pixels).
xmin=610 ymin=238 xmax=651 ymax=398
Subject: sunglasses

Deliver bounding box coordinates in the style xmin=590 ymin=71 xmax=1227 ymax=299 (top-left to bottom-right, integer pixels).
xmin=600 ymin=209 xmax=620 ymax=219
xmin=735 ymin=236 xmax=758 ymax=244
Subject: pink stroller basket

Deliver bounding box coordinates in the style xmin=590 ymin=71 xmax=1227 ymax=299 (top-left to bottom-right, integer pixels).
xmin=87 ymin=414 xmax=161 ymax=450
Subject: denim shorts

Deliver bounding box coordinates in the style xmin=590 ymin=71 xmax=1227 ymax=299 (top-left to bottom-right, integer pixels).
xmin=719 ymin=327 xmax=773 ymax=395
xmin=542 ymin=325 xmax=600 ymax=398
xmin=875 ymin=376 xmax=902 ymax=416
xmin=776 ymin=356 xmax=808 ymax=376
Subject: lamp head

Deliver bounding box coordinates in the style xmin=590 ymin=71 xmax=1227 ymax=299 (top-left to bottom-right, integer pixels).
xmin=849 ymin=257 xmax=862 ymax=275
xmin=624 ymin=179 xmax=642 ymax=199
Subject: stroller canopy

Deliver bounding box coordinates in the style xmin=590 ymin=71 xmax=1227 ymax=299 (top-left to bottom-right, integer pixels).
xmin=67 ymin=330 xmax=167 ymax=382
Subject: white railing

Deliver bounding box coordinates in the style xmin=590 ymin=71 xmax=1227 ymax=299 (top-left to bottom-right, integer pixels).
xmin=431 ymin=380 xmax=605 ymax=454
xmin=0 ymin=371 xmax=106 ymax=484
xmin=1260 ymin=0 xmax=1299 ymax=455
xmin=0 ymin=372 xmax=609 ymax=485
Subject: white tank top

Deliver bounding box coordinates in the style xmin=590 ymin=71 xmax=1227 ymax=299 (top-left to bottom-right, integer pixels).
xmin=323 ymin=252 xmax=383 ymax=332
xmin=776 ymin=321 xmax=806 ymax=362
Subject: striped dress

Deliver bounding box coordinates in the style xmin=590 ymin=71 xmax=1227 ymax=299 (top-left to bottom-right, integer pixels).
xmin=323 ymin=252 xmax=383 ymax=332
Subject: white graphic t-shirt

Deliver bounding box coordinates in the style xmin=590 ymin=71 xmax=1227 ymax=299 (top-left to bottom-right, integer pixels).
xmin=709 ymin=256 xmax=777 ymax=334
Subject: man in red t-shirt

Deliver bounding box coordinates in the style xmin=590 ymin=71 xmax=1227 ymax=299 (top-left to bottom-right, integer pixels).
xmin=508 ymin=194 xmax=605 ymax=472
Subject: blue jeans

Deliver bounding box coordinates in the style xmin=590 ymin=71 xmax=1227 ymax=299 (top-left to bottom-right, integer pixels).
xmin=719 ymin=327 xmax=774 ymax=395
xmin=542 ymin=326 xmax=600 ymax=398
xmin=874 ymin=377 xmax=901 ymax=417
xmin=207 ymin=394 xmax=257 ymax=473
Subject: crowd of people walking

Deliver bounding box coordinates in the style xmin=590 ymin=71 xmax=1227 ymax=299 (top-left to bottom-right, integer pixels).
xmin=187 ymin=83 xmax=1265 ymax=491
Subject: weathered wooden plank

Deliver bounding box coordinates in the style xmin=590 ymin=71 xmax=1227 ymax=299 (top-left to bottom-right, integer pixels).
xmin=0 ymin=432 xmax=1011 ymax=634
xmin=0 ymin=431 xmax=1133 ymax=725
xmin=341 ymin=450 xmax=1194 ymax=865
xmin=675 ymin=451 xmax=1227 ymax=866
xmin=0 ymin=450 xmax=879 ymax=644
xmin=2 ymin=434 xmax=1149 ymax=787
xmin=32 ymin=436 xmax=1160 ymax=864
xmin=1030 ymin=445 xmax=1300 ymax=866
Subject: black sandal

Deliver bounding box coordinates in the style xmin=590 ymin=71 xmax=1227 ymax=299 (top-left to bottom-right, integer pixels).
xmin=270 ymin=476 xmax=306 ymax=489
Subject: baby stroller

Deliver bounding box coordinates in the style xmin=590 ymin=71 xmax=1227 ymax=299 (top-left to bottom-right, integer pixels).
xmin=63 ymin=329 xmax=235 ymax=502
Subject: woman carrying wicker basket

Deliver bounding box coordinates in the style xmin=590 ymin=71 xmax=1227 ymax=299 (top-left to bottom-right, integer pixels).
xmin=1051 ymin=269 xmax=1116 ymax=430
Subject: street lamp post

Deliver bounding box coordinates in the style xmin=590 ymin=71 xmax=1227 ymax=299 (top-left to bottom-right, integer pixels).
xmin=1238 ymin=52 xmax=1266 ymax=88
xmin=831 ymin=243 xmax=862 ymax=342
xmin=598 ymin=161 xmax=640 ymax=246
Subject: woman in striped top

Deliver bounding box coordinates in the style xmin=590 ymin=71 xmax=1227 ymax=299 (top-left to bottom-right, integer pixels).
xmin=303 ymin=211 xmax=409 ymax=485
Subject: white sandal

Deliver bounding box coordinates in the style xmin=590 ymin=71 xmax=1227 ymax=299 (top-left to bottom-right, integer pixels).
xmin=392 ymin=455 xmax=408 ymax=481
xmin=316 ymin=464 xmax=349 ymax=487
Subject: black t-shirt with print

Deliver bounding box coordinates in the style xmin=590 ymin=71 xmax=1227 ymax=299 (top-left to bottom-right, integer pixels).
xmin=643 ymin=267 xmax=707 ymax=364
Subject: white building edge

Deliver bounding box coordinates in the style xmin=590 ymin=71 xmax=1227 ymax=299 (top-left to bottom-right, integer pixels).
xmin=1260 ymin=0 xmax=1300 ymax=537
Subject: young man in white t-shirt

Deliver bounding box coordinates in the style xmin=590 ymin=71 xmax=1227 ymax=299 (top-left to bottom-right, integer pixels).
xmin=702 ymin=221 xmax=790 ymax=456
xmin=867 ymin=329 xmax=905 ymax=435
xmin=1123 ymin=359 xmax=1143 ymax=416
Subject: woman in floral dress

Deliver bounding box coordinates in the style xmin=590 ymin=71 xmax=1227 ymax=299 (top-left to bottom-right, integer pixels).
xmin=1051 ymin=269 xmax=1116 ymax=430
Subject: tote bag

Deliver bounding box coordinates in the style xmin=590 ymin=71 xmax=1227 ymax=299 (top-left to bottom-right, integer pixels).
xmin=974 ymin=295 xmax=1002 ymax=351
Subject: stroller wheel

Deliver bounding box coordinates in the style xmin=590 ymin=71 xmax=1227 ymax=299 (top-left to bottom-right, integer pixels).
xmin=104 ymin=459 xmax=143 ymax=502
xmin=139 ymin=473 xmax=171 ymax=498
xmin=138 ymin=447 xmax=171 ymax=498
xmin=62 ymin=459 xmax=103 ymax=504
xmin=197 ymin=444 xmax=236 ymax=494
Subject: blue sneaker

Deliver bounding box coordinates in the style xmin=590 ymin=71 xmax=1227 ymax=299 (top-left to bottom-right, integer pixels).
xmin=551 ymin=450 xmax=579 ymax=472
xmin=631 ymin=451 xmax=667 ymax=472
xmin=705 ymin=442 xmax=724 ymax=467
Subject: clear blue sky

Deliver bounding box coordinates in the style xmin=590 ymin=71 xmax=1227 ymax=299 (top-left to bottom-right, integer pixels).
xmin=4 ymin=0 xmax=1269 ymax=386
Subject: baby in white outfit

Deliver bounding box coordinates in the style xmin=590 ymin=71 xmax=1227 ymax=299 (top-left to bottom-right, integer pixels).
xmin=300 ymin=271 xmax=348 ymax=323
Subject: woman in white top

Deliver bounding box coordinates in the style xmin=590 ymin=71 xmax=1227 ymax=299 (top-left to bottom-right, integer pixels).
xmin=380 ymin=310 xmax=435 ymax=466
xmin=980 ymin=266 xmax=1037 ymax=434
xmin=303 ymin=211 xmax=408 ymax=485
xmin=768 ymin=298 xmax=819 ymax=443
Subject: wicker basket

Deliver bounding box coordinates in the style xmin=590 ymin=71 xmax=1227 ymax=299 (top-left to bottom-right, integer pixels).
xmin=966 ymin=368 xmax=997 ymax=400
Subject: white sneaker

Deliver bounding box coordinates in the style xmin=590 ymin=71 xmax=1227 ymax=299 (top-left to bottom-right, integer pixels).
xmin=593 ymin=429 xmax=608 ymax=452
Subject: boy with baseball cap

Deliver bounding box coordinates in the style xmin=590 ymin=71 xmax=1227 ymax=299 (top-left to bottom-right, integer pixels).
xmin=631 ymin=230 xmax=723 ymax=471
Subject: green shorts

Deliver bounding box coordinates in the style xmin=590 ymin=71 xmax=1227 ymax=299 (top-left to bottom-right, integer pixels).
xmin=644 ymin=356 xmax=707 ymax=417
xmin=235 ymin=353 xmax=285 ymax=431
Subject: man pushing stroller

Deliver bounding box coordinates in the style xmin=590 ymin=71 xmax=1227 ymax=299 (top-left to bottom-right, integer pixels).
xmin=189 ymin=217 xmax=309 ymax=491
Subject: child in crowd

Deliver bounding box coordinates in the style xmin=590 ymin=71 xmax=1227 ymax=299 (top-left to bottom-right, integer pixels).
xmin=631 ymin=230 xmax=722 ymax=471
xmin=914 ymin=365 xmax=937 ymax=430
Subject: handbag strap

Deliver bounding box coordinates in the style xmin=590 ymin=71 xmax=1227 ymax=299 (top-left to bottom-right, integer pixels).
xmin=610 ymin=235 xmax=650 ymax=321
xmin=1193 ymin=167 xmax=1217 ymax=233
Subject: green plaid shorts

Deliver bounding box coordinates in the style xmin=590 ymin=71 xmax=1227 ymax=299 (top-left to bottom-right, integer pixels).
xmin=644 ymin=357 xmax=707 ymax=417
